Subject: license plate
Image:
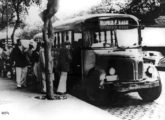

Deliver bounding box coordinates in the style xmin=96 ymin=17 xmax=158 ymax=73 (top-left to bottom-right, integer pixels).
xmin=106 ymin=75 xmax=118 ymax=82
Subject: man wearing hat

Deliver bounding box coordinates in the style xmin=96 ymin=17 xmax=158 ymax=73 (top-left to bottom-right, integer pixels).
xmin=56 ymin=41 xmax=72 ymax=99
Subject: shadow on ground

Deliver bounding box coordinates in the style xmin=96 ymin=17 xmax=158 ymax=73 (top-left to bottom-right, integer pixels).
xmin=86 ymin=92 xmax=149 ymax=108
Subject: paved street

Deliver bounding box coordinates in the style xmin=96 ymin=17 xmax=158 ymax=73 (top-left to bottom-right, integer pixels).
xmin=0 ymin=71 xmax=164 ymax=120
xmin=101 ymin=71 xmax=165 ymax=120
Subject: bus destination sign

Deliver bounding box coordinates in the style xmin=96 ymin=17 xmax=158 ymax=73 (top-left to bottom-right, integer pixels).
xmin=100 ymin=19 xmax=129 ymax=26
xmin=99 ymin=19 xmax=130 ymax=29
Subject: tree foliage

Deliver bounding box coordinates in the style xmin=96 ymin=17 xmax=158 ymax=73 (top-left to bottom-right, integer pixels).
xmin=9 ymin=0 xmax=41 ymax=43
xmin=127 ymin=0 xmax=161 ymax=24
xmin=89 ymin=0 xmax=161 ymax=24
xmin=0 ymin=0 xmax=44 ymax=43
xmin=0 ymin=0 xmax=15 ymax=29
xmin=18 ymin=25 xmax=41 ymax=39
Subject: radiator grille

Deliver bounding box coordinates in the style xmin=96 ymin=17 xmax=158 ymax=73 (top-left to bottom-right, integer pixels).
xmin=138 ymin=61 xmax=143 ymax=79
xmin=96 ymin=56 xmax=134 ymax=82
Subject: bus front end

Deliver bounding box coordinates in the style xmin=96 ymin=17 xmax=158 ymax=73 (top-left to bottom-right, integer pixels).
xmin=84 ymin=14 xmax=162 ymax=104
xmin=93 ymin=48 xmax=161 ymax=95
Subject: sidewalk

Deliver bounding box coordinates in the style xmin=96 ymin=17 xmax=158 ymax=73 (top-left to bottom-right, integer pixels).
xmin=0 ymin=77 xmax=120 ymax=120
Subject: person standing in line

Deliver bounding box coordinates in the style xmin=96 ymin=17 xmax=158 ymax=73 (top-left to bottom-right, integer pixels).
xmin=1 ymin=45 xmax=11 ymax=78
xmin=24 ymin=42 xmax=35 ymax=87
xmin=56 ymin=41 xmax=72 ymax=99
xmin=10 ymin=39 xmax=29 ymax=89
xmin=31 ymin=42 xmax=42 ymax=91
xmin=0 ymin=47 xmax=4 ymax=77
xmin=26 ymin=42 xmax=34 ymax=66
xmin=38 ymin=43 xmax=46 ymax=93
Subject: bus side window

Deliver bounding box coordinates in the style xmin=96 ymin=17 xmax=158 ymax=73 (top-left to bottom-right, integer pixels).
xmin=93 ymin=33 xmax=99 ymax=43
xmin=84 ymin=31 xmax=92 ymax=48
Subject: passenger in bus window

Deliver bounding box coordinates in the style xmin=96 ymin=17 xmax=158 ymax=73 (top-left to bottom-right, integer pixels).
xmin=56 ymin=41 xmax=72 ymax=99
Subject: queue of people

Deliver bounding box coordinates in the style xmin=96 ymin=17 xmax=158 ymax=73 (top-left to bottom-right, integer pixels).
xmin=0 ymin=38 xmax=72 ymax=100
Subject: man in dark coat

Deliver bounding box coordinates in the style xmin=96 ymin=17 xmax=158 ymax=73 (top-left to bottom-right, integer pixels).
xmin=56 ymin=41 xmax=72 ymax=99
xmin=10 ymin=39 xmax=29 ymax=88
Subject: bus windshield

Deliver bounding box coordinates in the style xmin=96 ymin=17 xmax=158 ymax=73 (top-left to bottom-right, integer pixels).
xmin=87 ymin=27 xmax=139 ymax=49
xmin=117 ymin=28 xmax=139 ymax=48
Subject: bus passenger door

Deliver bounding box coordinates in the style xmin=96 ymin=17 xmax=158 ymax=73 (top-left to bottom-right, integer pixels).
xmin=83 ymin=50 xmax=96 ymax=76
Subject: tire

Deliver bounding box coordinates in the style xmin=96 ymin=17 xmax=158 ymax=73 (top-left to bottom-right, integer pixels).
xmin=85 ymin=69 xmax=108 ymax=106
xmin=138 ymin=80 xmax=162 ymax=102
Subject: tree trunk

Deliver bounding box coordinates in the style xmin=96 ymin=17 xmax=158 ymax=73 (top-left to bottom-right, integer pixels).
xmin=11 ymin=20 xmax=18 ymax=44
xmin=42 ymin=0 xmax=58 ymax=99
xmin=11 ymin=9 xmax=20 ymax=45
xmin=43 ymin=19 xmax=54 ymax=99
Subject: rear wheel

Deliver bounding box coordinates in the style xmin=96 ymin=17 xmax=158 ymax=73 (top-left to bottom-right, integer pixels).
xmin=85 ymin=69 xmax=109 ymax=106
xmin=138 ymin=80 xmax=162 ymax=102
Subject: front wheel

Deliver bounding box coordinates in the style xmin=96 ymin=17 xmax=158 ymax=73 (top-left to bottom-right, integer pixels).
xmin=85 ymin=69 xmax=109 ymax=106
xmin=138 ymin=80 xmax=162 ymax=102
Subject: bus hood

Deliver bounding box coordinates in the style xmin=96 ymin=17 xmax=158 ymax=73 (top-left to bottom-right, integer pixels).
xmin=93 ymin=48 xmax=142 ymax=59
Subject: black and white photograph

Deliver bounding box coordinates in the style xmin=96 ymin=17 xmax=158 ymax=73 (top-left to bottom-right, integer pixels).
xmin=0 ymin=0 xmax=165 ymax=120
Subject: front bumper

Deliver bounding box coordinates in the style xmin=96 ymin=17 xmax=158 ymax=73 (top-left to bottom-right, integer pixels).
xmin=109 ymin=80 xmax=160 ymax=93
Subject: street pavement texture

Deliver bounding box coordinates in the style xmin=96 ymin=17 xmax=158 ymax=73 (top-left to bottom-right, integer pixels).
xmin=0 ymin=77 xmax=120 ymax=120
xmin=101 ymin=71 xmax=165 ymax=120
xmin=0 ymin=71 xmax=165 ymax=120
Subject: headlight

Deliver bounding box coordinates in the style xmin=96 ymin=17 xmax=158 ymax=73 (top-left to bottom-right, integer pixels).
xmin=148 ymin=66 xmax=154 ymax=74
xmin=144 ymin=63 xmax=160 ymax=81
xmin=146 ymin=66 xmax=154 ymax=77
xmin=109 ymin=67 xmax=116 ymax=75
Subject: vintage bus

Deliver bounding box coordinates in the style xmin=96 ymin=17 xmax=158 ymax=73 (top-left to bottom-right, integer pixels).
xmin=52 ymin=13 xmax=162 ymax=104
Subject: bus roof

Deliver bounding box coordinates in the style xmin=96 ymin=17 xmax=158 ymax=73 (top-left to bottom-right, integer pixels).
xmin=53 ymin=13 xmax=139 ymax=32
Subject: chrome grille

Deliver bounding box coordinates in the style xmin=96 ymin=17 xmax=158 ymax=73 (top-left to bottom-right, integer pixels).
xmin=96 ymin=55 xmax=141 ymax=82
